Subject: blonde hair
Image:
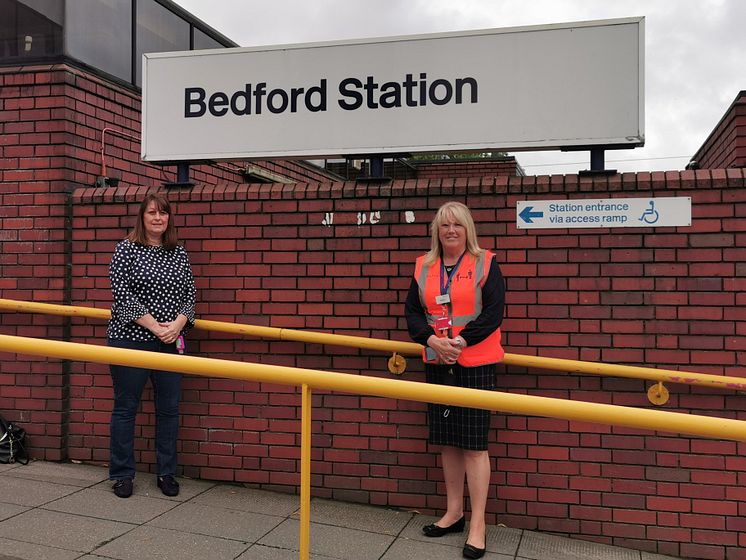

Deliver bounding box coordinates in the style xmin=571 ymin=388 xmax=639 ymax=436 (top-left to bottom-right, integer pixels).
xmin=423 ymin=201 xmax=483 ymax=266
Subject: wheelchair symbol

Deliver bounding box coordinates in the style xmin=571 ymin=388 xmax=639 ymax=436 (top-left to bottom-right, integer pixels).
xmin=639 ymin=200 xmax=659 ymax=224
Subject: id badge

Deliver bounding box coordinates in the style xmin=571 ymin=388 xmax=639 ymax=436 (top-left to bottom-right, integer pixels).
xmin=435 ymin=294 xmax=450 ymax=305
xmin=434 ymin=316 xmax=452 ymax=332
xmin=425 ymin=347 xmax=438 ymax=362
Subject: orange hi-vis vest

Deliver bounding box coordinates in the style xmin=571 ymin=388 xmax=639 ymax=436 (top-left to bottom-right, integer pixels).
xmin=414 ymin=250 xmax=504 ymax=367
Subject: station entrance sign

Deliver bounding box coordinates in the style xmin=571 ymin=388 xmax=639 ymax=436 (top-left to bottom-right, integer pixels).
xmin=516 ymin=197 xmax=691 ymax=229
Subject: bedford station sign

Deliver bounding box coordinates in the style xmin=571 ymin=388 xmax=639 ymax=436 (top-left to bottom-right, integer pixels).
xmin=141 ymin=17 xmax=644 ymax=162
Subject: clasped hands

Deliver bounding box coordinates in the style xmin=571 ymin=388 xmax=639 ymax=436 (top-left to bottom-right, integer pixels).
xmin=153 ymin=319 xmax=185 ymax=344
xmin=138 ymin=313 xmax=187 ymax=344
xmin=427 ymin=334 xmax=466 ymax=365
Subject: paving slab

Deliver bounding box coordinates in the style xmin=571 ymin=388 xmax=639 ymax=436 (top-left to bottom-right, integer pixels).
xmin=44 ymin=487 xmax=179 ymax=524
xmin=3 ymin=461 xmax=108 ymax=487
xmin=259 ymin=518 xmax=396 ymax=560
xmin=237 ymin=544 xmax=338 ymax=560
xmin=191 ymin=485 xmax=300 ymax=517
xmin=148 ymin=501 xmax=285 ymax=541
xmin=93 ymin=525 xmax=250 ymax=560
xmin=298 ymin=498 xmax=413 ymax=535
xmin=0 ymin=502 xmax=28 ymax=522
xmin=0 ymin=536 xmax=80 ymax=560
xmin=0 ymin=509 xmax=133 ymax=553
xmin=518 ymin=530 xmax=640 ymax=560
xmin=483 ymin=525 xmax=523 ymax=556
xmin=0 ymin=477 xmax=81 ymax=507
xmin=0 ymin=462 xmax=686 ymax=560
xmin=381 ymin=538 xmax=513 ymax=560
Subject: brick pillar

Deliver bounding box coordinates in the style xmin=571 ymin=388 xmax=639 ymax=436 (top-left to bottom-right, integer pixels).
xmin=0 ymin=65 xmax=74 ymax=460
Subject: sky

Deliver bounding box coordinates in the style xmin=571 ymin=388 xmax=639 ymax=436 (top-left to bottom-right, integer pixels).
xmin=172 ymin=0 xmax=744 ymax=176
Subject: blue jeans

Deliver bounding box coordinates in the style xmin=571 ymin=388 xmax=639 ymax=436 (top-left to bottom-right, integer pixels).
xmin=108 ymin=339 xmax=181 ymax=481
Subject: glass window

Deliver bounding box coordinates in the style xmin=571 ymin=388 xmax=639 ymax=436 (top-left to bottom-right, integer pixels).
xmin=65 ymin=0 xmax=132 ymax=82
xmin=0 ymin=0 xmax=62 ymax=60
xmin=135 ymin=0 xmax=189 ymax=87
xmin=193 ymin=27 xmax=224 ymax=51
xmin=19 ymin=0 xmax=63 ymax=24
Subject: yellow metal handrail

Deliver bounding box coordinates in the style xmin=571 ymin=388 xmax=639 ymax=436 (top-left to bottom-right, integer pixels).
xmin=1 ymin=298 xmax=744 ymax=396
xmin=0 ymin=298 xmax=421 ymax=354
xmin=1 ymin=334 xmax=746 ymax=559
xmin=2 ymin=333 xmax=743 ymax=440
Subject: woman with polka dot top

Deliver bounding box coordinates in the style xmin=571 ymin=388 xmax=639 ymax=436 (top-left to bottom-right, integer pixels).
xmin=107 ymin=192 xmax=196 ymax=499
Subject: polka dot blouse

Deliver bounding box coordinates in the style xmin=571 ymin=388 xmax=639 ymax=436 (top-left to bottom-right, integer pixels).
xmin=107 ymin=239 xmax=196 ymax=341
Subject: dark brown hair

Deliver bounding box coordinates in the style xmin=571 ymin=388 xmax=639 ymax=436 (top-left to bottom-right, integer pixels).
xmin=127 ymin=193 xmax=179 ymax=250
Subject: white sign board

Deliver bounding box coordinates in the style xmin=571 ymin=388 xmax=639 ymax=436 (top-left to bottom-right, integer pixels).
xmin=141 ymin=17 xmax=644 ymax=162
xmin=516 ymin=197 xmax=691 ymax=229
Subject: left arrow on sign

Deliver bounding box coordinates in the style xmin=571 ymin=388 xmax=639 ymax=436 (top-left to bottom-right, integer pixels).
xmin=519 ymin=206 xmax=544 ymax=224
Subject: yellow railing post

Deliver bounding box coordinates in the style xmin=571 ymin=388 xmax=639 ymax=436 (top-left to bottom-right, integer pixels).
xmin=300 ymin=383 xmax=312 ymax=560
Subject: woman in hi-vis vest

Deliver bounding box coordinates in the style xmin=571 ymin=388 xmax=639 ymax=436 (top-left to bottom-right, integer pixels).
xmin=405 ymin=201 xmax=505 ymax=560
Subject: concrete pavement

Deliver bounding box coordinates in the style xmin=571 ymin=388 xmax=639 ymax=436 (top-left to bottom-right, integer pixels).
xmin=0 ymin=461 xmax=680 ymax=560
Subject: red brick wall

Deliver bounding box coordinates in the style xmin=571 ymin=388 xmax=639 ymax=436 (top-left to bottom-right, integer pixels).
xmin=0 ymin=63 xmax=336 ymax=460
xmin=62 ymin=170 xmax=746 ymax=560
xmin=3 ymin=62 xmax=746 ymax=560
xmin=693 ymin=91 xmax=746 ymax=170
xmin=415 ymin=157 xmax=522 ymax=178
xmin=1 ymin=64 xmax=74 ymax=459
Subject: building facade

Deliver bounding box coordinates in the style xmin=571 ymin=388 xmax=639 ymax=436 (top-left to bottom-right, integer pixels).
xmin=1 ymin=3 xmax=745 ymax=559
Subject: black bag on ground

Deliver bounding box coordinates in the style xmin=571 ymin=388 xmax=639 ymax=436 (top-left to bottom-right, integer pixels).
xmin=0 ymin=416 xmax=29 ymax=465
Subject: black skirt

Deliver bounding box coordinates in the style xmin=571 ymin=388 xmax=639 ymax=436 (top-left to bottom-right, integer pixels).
xmin=425 ymin=362 xmax=497 ymax=451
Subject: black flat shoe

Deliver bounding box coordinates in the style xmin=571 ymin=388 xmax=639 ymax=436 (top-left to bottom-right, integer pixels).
xmin=112 ymin=478 xmax=133 ymax=499
xmin=462 ymin=543 xmax=486 ymax=559
xmin=157 ymin=474 xmax=180 ymax=497
xmin=422 ymin=516 xmax=465 ymax=537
